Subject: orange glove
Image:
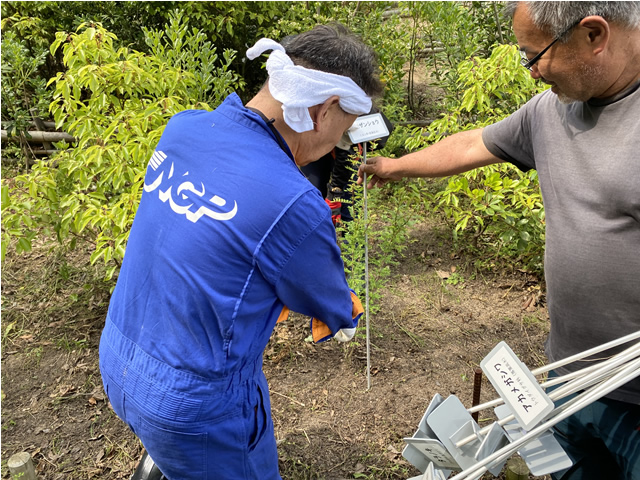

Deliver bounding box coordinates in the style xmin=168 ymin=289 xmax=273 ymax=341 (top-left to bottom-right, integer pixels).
xmin=277 ymin=306 xmax=290 ymax=324
xmin=311 ymin=290 xmax=364 ymax=343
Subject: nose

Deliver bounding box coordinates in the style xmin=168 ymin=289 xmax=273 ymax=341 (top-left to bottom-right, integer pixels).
xmin=529 ymin=63 xmax=543 ymax=80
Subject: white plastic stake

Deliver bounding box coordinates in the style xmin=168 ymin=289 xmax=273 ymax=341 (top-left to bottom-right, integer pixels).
xmin=348 ymin=113 xmax=388 ymax=391
xmin=363 ymin=141 xmax=371 ymax=390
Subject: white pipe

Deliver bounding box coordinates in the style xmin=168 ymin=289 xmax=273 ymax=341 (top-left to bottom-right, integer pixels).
xmin=543 ymin=342 xmax=640 ymax=402
xmin=458 ymin=343 xmax=640 ymax=448
xmin=531 ymin=331 xmax=640 ymax=376
xmin=467 ymin=338 xmax=640 ymax=414
xmin=468 ymin=364 xmax=614 ymax=415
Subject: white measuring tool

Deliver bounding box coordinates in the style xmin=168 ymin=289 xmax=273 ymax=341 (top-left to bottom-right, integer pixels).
xmin=346 ymin=112 xmax=390 ymax=389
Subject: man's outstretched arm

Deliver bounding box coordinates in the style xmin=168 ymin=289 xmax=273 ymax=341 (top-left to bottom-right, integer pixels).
xmin=358 ymin=128 xmax=503 ymax=188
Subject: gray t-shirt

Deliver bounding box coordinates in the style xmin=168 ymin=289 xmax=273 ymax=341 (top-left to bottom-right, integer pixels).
xmin=483 ymin=84 xmax=640 ymax=404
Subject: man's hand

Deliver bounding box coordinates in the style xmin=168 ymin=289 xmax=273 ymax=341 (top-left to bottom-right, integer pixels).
xmin=357 ymin=156 xmax=403 ymax=189
xmin=356 ymin=129 xmax=502 ymax=188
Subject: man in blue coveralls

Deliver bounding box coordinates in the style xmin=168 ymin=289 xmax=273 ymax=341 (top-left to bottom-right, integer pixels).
xmin=99 ymin=23 xmax=382 ymax=480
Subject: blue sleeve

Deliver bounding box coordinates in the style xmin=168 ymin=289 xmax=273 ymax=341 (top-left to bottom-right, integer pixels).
xmin=256 ymin=191 xmax=355 ymax=336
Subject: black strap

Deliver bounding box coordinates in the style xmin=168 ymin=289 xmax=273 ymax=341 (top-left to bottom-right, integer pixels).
xmin=246 ymin=107 xmax=289 ymax=155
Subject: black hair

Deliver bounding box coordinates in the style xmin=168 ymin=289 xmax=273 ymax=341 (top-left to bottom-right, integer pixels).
xmin=280 ymin=23 xmax=383 ymax=98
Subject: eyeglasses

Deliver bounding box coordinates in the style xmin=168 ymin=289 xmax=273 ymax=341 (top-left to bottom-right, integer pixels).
xmin=519 ymin=18 xmax=582 ymax=71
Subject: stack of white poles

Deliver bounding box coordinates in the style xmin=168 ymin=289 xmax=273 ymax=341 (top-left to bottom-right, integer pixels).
xmin=448 ymin=331 xmax=640 ymax=480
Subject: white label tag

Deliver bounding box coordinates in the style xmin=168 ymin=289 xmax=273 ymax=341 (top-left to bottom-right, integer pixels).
xmin=481 ymin=342 xmax=554 ymax=430
xmin=403 ymin=438 xmax=459 ymax=469
xmin=347 ymin=113 xmax=389 ymax=144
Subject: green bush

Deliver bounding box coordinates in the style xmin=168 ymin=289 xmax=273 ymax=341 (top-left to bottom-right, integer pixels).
xmin=1 ymin=2 xmax=413 ymax=289
xmin=402 ymin=44 xmax=548 ymax=274
xmin=2 ymin=1 xmax=553 ymax=286
xmin=337 ymin=150 xmax=422 ymax=314
xmin=1 ymin=17 xmax=243 ymax=278
xmin=1 ymin=29 xmax=51 ymax=161
xmin=435 ymin=165 xmax=545 ymax=272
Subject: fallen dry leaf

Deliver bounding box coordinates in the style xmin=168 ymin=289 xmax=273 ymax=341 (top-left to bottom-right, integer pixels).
xmin=436 ymin=270 xmax=450 ymax=279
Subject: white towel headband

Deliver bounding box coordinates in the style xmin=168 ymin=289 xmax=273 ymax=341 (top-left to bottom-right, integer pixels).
xmin=246 ymin=38 xmax=372 ymax=133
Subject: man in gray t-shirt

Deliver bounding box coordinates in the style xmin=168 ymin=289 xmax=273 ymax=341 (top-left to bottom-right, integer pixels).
xmin=360 ymin=2 xmax=640 ymax=479
xmin=482 ymin=83 xmax=640 ymax=407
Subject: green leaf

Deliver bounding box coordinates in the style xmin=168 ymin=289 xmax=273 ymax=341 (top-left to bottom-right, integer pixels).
xmin=500 ymin=231 xmax=515 ymax=243
xmin=1 ymin=186 xmax=11 ymax=208
xmin=105 ymin=265 xmax=117 ymax=281
xmin=77 ymin=210 xmax=94 ymax=233
xmin=90 ymin=249 xmax=104 ymax=265
xmin=17 ymin=237 xmax=32 ymax=254
xmin=0 ymin=232 xmax=10 ymax=261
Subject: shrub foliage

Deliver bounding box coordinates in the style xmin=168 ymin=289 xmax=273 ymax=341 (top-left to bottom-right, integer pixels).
xmin=2 ymin=1 xmax=548 ymax=280
xmin=2 ymin=17 xmax=242 ymax=277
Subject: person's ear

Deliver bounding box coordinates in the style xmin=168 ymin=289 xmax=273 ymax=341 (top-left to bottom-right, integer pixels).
xmin=310 ymin=96 xmax=340 ymax=132
xmin=579 ymin=15 xmax=610 ymax=55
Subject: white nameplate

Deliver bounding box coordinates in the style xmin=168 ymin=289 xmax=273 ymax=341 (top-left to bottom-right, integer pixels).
xmin=347 ymin=113 xmax=389 ymax=144
xmin=403 ymin=437 xmax=459 ymax=469
xmin=481 ymin=341 xmax=554 ymax=430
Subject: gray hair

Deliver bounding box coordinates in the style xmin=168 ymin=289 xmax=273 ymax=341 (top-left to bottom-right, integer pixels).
xmin=280 ymin=23 xmax=383 ymax=98
xmin=505 ymin=1 xmax=640 ymax=41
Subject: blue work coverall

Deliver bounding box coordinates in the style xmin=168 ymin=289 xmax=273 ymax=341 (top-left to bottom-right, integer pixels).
xmin=99 ymin=93 xmax=362 ymax=479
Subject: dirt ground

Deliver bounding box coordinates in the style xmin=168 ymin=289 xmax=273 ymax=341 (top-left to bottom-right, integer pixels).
xmin=1 ymin=217 xmax=552 ymax=480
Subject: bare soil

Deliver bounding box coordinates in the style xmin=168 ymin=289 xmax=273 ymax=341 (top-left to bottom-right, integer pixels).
xmin=1 ymin=218 xmax=551 ymax=479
